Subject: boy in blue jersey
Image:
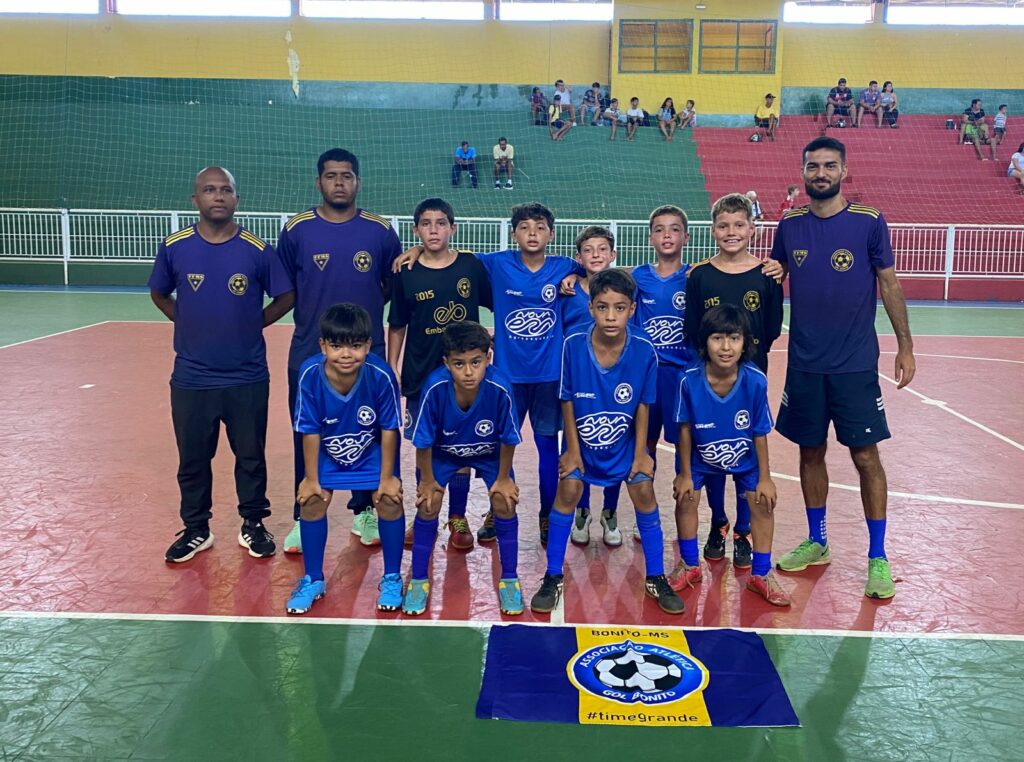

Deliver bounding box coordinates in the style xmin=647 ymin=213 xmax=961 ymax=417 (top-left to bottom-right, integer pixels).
xmin=277 ymin=148 xmax=403 ymax=555
xmin=149 ymin=167 xmax=294 ymax=563
xmin=287 ymin=303 xmax=405 ymax=614
xmin=531 ymin=269 xmax=684 ymax=615
xmin=770 ymin=137 xmax=915 ymax=600
xmin=673 ymin=305 xmax=790 ymax=606
xmin=561 ymin=226 xmax=625 ymax=547
xmin=407 ymin=322 xmax=523 ymax=616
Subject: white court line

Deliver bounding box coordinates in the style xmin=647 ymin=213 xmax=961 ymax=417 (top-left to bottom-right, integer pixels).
xmin=1 ymin=609 xmax=1021 ymax=642
xmin=879 ymin=351 xmax=1024 ymax=365
xmin=550 ymin=590 xmax=565 ymax=626
xmin=654 ymin=443 xmax=1024 ymax=510
xmin=0 ymin=321 xmax=110 ymax=350
xmin=0 ymin=288 xmax=149 ymax=295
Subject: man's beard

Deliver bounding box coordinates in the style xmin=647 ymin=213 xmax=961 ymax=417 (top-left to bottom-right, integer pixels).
xmin=805 ymin=180 xmax=841 ymax=201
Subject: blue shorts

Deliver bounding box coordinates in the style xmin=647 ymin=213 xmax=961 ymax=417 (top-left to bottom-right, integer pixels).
xmin=565 ymin=469 xmax=651 ymax=488
xmin=513 ymin=381 xmax=561 ymax=437
xmin=403 ymin=393 xmax=422 ymax=442
xmin=321 ymin=474 xmax=400 ymax=492
xmin=648 ymin=364 xmax=683 ymax=445
xmin=1010 ymin=165 xmax=1019 ymax=178
xmin=433 ymin=455 xmax=498 ymax=490
xmin=776 ymin=367 xmax=891 ymax=448
xmin=692 ymin=467 xmax=758 ymax=495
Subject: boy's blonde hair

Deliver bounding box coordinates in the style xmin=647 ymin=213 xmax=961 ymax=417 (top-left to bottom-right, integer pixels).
xmin=648 ymin=205 xmax=689 ymax=231
xmin=575 ymin=225 xmax=615 ymax=252
xmin=710 ymin=193 xmax=753 ymax=223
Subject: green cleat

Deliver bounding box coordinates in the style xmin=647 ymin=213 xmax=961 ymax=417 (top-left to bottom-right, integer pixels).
xmin=351 ymin=509 xmax=380 ymax=547
xmin=776 ymin=539 xmax=831 ymax=572
xmin=864 ymin=557 xmax=896 ymax=599
xmin=283 ymin=521 xmax=302 ymax=554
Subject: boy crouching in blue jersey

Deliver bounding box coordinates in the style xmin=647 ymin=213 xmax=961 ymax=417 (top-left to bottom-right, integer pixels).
xmin=672 ymin=305 xmax=790 ymax=606
xmin=287 ymin=303 xmax=406 ymax=615
xmin=531 ymin=269 xmax=685 ymax=615
xmin=407 ymin=322 xmax=523 ymax=616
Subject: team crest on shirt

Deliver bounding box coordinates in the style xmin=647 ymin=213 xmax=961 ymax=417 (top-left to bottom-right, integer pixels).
xmin=792 ymin=250 xmax=809 ymax=267
xmin=505 ymin=308 xmax=556 ymax=339
xmin=313 ymin=253 xmax=330 ymax=271
xmin=457 ymin=278 xmax=472 ymax=299
xmin=356 ymin=406 xmax=377 ymax=426
xmin=541 ymin=284 xmax=557 ymax=303
xmin=404 ymin=409 xmax=412 ymax=429
xmin=186 ymin=273 xmax=204 ymax=292
xmin=672 ymin=291 xmax=686 ymax=311
xmin=614 ymin=384 xmax=633 ymax=404
xmin=353 ymin=251 xmax=372 ymax=273
xmin=642 ymin=316 xmax=685 ymax=347
xmin=743 ymin=291 xmax=760 ymax=312
xmin=323 ymin=431 xmax=376 ymax=466
xmin=576 ymin=412 xmax=632 ymax=448
xmin=734 ymin=410 xmax=751 ymax=430
xmin=441 ymin=442 xmax=496 ymax=458
xmin=228 ymin=273 xmax=248 ymax=296
xmin=434 ymin=301 xmax=468 ymax=326
xmin=697 ymin=438 xmax=751 ymax=471
xmin=831 ymin=249 xmax=854 ymax=272
xmin=475 ymin=420 xmax=494 ymax=436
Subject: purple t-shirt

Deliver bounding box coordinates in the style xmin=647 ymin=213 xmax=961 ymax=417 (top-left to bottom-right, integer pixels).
xmin=148 ymin=225 xmax=290 ymax=389
xmin=277 ymin=208 xmax=402 ymax=370
xmin=770 ymin=203 xmax=895 ymax=374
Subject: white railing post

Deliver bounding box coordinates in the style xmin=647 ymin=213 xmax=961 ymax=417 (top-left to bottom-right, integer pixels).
xmin=944 ymin=224 xmax=956 ymax=301
xmin=170 ymin=211 xmax=180 ymax=234
xmin=59 ymin=208 xmax=71 ymax=286
xmin=500 ymin=220 xmax=509 ymax=251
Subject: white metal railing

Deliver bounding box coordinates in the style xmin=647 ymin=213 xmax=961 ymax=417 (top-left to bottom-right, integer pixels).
xmin=1 ymin=209 xmax=1022 ymax=296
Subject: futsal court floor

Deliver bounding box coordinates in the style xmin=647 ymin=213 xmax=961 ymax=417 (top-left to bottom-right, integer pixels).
xmin=0 ymin=288 xmax=1021 ymax=760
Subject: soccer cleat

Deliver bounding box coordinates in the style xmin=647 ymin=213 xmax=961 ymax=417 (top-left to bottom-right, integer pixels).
xmin=864 ymin=557 xmax=896 ymax=599
xmin=446 ymin=516 xmax=474 ymax=551
xmin=530 ymin=573 xmax=564 ymax=613
xmin=600 ymin=509 xmax=622 ymax=547
xmin=403 ymin=521 xmax=414 ymax=549
xmin=570 ymin=508 xmax=591 ymax=545
xmin=283 ymin=521 xmax=302 ymax=554
xmin=667 ymin=560 xmax=703 ymax=591
xmin=776 ymin=540 xmax=831 ymax=572
xmin=477 ymin=511 xmax=497 ymax=543
xmin=165 ymin=528 xmax=213 ymax=563
xmin=238 ymin=520 xmax=275 ymax=558
xmin=732 ymin=532 xmax=752 ymax=569
xmin=539 ymin=515 xmax=550 ymax=546
xmin=377 ymin=573 xmax=404 ymax=611
xmin=402 ymin=578 xmax=430 ymax=616
xmin=498 ymin=578 xmax=524 ymax=615
xmin=504 ymin=180 xmax=513 ymax=190
xmin=351 ymin=509 xmax=380 ymax=547
xmin=644 ymin=575 xmax=685 ymax=615
xmin=746 ymin=570 xmax=791 ymax=606
xmin=703 ymin=521 xmax=729 ymax=561
xmin=286 ymin=575 xmax=325 ymax=614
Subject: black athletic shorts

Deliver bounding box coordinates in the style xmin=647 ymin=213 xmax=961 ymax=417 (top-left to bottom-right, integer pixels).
xmin=776 ymin=367 xmax=891 ymax=448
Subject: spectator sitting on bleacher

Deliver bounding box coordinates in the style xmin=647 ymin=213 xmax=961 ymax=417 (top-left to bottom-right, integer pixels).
xmin=1008 ymin=143 xmax=1024 ymax=193
xmin=746 ymin=191 xmax=764 ymax=221
xmin=451 ymin=141 xmax=478 ymax=188
xmin=678 ymin=99 xmax=697 ymax=128
xmin=658 ymin=98 xmax=678 ymax=142
xmin=581 ymin=83 xmax=602 ymax=126
xmin=754 ymin=93 xmax=779 ymax=140
xmin=857 ymin=81 xmax=883 ymax=128
xmin=879 ymin=81 xmax=900 ymax=128
xmin=825 ymin=78 xmax=854 ymax=128
xmin=552 ymin=80 xmax=576 ymax=124
xmin=549 ymin=95 xmax=572 ymax=141
xmin=961 ymin=99 xmax=995 ymax=161
xmin=778 ymin=185 xmax=800 ymax=217
xmin=626 ymin=97 xmax=644 ymax=141
xmin=530 ymin=87 xmax=548 ymax=126
xmin=493 ymin=137 xmax=514 ymax=190
xmin=603 ymin=98 xmax=627 ymax=141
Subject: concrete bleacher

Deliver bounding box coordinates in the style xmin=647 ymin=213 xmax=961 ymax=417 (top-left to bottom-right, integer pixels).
xmin=692 ymin=115 xmax=1023 ymax=224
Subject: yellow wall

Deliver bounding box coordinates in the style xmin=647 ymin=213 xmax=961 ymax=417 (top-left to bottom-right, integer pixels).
xmin=0 ymin=15 xmax=609 ymax=84
xmin=611 ymin=0 xmax=784 ymax=116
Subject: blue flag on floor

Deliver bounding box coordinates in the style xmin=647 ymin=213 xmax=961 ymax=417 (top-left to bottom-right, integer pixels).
xmin=476 ymin=625 xmax=799 ymax=727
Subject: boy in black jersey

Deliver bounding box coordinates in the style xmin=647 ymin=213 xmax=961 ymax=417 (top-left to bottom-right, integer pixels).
xmin=684 ymin=192 xmax=783 ymax=569
xmin=387 ymin=198 xmax=492 ymax=549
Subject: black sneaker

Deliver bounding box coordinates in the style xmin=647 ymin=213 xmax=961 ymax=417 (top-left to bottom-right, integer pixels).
xmin=238 ymin=520 xmax=276 ymax=558
xmin=732 ymin=532 xmax=752 ymax=569
xmin=530 ymin=573 xmax=564 ymax=613
xmin=539 ymin=515 xmax=549 ymax=546
xmin=703 ymin=521 xmax=729 ymax=561
xmin=166 ymin=527 xmax=213 ymax=563
xmin=644 ymin=574 xmax=685 ymax=615
xmin=477 ymin=511 xmax=497 ymax=543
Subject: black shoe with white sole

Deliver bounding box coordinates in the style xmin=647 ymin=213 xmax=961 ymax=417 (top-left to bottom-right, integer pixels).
xmin=238 ymin=520 xmax=276 ymax=558
xmin=166 ymin=527 xmax=213 ymax=563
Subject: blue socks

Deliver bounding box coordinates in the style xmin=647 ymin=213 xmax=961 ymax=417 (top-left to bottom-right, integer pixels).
xmin=300 ymin=515 xmax=328 ymax=582
xmin=734 ymin=494 xmax=751 ymax=535
xmin=603 ymin=483 xmax=622 ymax=514
xmin=867 ymin=517 xmax=887 ymax=559
xmin=577 ymin=484 xmax=591 ymax=511
xmin=494 ymin=515 xmax=519 ymax=578
xmin=752 ymin=551 xmax=771 ymax=577
xmin=448 ymin=471 xmax=470 ymax=518
xmin=378 ymin=515 xmax=404 ymax=575
xmin=634 ymin=508 xmax=665 ymax=577
xmin=806 ymin=506 xmax=828 ymax=545
xmin=545 ymin=510 xmax=574 ymax=576
xmin=410 ymin=516 xmax=439 ymax=579
xmin=678 ymin=536 xmax=699 ymax=567
xmin=535 ymin=433 xmax=558 ymax=519
xmin=705 ymin=474 xmax=728 ymax=526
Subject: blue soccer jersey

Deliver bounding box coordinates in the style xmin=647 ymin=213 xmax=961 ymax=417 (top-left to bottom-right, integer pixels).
xmin=770 ymin=204 xmax=895 ymax=374
xmin=477 ymin=250 xmax=582 ymax=384
xmin=560 ymin=281 xmax=592 ymax=335
xmin=147 ymin=225 xmax=291 ymax=389
xmin=631 ymin=263 xmax=692 ymax=368
xmin=559 ymin=329 xmax=658 ymax=486
xmin=277 ymin=208 xmax=402 ymax=370
xmin=675 ymin=362 xmax=773 ymax=477
xmin=412 ymin=365 xmax=521 ymax=471
xmin=293 ymin=352 xmax=402 ymax=491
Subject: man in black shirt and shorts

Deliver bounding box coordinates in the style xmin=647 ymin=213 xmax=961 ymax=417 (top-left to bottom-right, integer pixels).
xmin=388 ymin=198 xmax=492 ymax=548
